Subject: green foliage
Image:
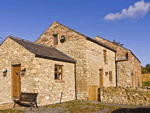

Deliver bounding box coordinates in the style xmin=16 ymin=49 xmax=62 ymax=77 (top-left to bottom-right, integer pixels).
xmin=112 ymin=39 xmax=124 ymax=47
xmin=0 ymin=37 xmax=2 ymax=45
xmin=142 ymin=81 xmax=150 ymax=86
xmin=141 ymin=66 xmax=150 ymax=74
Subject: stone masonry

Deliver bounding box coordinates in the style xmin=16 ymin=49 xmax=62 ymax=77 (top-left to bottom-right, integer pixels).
xmin=94 ymin=36 xmax=142 ymax=87
xmin=99 ymin=87 xmax=150 ymax=107
xmin=35 ymin=21 xmax=116 ymax=100
xmin=0 ymin=37 xmax=75 ymax=105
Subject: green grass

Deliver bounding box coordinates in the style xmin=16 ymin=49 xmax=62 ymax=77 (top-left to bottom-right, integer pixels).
xmin=0 ymin=100 xmax=131 ymax=113
xmin=0 ymin=109 xmax=23 ymax=113
xmin=142 ymin=81 xmax=150 ymax=86
xmin=44 ymin=100 xmax=125 ymax=113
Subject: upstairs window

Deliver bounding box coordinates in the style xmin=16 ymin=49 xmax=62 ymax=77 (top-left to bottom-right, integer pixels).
xmin=109 ymin=71 xmax=112 ymax=82
xmin=53 ymin=34 xmax=58 ymax=45
xmin=103 ymin=50 xmax=107 ymax=63
xmin=54 ymin=65 xmax=62 ymax=80
xmin=126 ymin=52 xmax=128 ymax=59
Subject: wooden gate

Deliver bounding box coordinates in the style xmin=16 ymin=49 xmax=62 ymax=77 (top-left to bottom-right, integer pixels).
xmin=88 ymin=86 xmax=99 ymax=101
xmin=12 ymin=65 xmax=21 ymax=99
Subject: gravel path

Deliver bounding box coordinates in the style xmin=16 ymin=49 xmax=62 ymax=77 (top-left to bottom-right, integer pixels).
xmin=13 ymin=101 xmax=150 ymax=113
xmin=88 ymin=101 xmax=146 ymax=108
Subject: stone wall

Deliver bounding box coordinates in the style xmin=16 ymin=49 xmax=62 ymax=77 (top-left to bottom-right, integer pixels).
xmin=35 ymin=22 xmax=89 ymax=100
xmin=117 ymin=61 xmax=131 ymax=86
xmin=0 ymin=37 xmax=75 ymax=105
xmin=86 ymin=40 xmax=116 ymax=87
xmin=100 ymin=87 xmax=150 ymax=106
xmin=94 ymin=36 xmax=142 ymax=87
xmin=35 ymin=21 xmax=117 ymax=100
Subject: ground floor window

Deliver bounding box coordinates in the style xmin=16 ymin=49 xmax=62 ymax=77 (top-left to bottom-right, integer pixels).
xmin=54 ymin=64 xmax=63 ymax=80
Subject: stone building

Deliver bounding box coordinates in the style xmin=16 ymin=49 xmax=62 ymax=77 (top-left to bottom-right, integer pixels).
xmin=35 ymin=21 xmax=117 ymax=100
xmin=94 ymin=36 xmax=142 ymax=87
xmin=0 ymin=36 xmax=76 ymax=105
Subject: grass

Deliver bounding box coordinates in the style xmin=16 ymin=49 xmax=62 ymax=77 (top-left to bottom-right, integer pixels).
xmin=0 ymin=100 xmax=135 ymax=113
xmin=44 ymin=100 xmax=125 ymax=113
xmin=142 ymin=81 xmax=150 ymax=86
xmin=0 ymin=109 xmax=23 ymax=113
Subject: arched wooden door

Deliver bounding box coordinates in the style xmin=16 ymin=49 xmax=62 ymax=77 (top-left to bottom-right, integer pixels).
xmin=12 ymin=65 xmax=21 ymax=99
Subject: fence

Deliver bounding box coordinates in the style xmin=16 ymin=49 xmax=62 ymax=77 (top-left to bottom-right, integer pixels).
xmin=142 ymin=74 xmax=150 ymax=82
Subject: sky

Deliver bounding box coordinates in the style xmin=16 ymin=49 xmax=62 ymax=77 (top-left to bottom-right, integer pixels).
xmin=0 ymin=0 xmax=150 ymax=67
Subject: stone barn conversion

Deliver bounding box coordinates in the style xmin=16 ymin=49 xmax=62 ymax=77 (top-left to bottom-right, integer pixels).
xmin=0 ymin=36 xmax=76 ymax=105
xmin=94 ymin=36 xmax=142 ymax=87
xmin=35 ymin=21 xmax=117 ymax=101
xmin=0 ymin=21 xmax=141 ymax=105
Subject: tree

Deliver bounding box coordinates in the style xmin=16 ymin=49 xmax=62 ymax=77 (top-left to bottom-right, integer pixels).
xmin=112 ymin=39 xmax=124 ymax=47
xmin=0 ymin=37 xmax=2 ymax=44
xmin=141 ymin=66 xmax=150 ymax=74
xmin=146 ymin=63 xmax=150 ymax=73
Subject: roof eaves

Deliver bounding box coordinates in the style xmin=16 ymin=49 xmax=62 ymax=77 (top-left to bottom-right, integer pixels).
xmin=35 ymin=54 xmax=76 ymax=63
xmin=86 ymin=37 xmax=117 ymax=52
xmin=95 ymin=36 xmax=130 ymax=50
xmin=53 ymin=47 xmax=76 ymax=62
xmin=129 ymin=50 xmax=141 ymax=63
xmin=8 ymin=35 xmax=76 ymax=63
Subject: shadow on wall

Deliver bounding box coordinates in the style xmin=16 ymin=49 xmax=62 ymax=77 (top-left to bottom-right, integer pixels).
xmin=112 ymin=107 xmax=150 ymax=113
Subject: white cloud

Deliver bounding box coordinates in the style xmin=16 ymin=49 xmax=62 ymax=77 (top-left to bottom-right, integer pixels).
xmin=104 ymin=0 xmax=150 ymax=21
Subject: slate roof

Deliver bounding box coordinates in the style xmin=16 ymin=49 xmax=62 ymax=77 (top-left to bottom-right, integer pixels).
xmin=8 ymin=36 xmax=76 ymax=63
xmin=94 ymin=36 xmax=141 ymax=63
xmin=36 ymin=21 xmax=117 ymax=52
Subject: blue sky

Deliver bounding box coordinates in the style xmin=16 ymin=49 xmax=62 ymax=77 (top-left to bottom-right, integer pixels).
xmin=0 ymin=0 xmax=150 ymax=67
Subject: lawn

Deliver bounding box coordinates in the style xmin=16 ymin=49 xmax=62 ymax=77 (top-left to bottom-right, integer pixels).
xmin=44 ymin=100 xmax=124 ymax=113
xmin=0 ymin=100 xmax=134 ymax=113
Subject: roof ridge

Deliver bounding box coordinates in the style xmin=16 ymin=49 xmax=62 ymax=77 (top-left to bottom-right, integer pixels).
xmin=53 ymin=21 xmax=89 ymax=38
xmin=8 ymin=35 xmax=54 ymax=49
xmin=50 ymin=21 xmax=116 ymax=52
xmin=35 ymin=21 xmax=116 ymax=52
xmin=95 ymin=36 xmax=130 ymax=51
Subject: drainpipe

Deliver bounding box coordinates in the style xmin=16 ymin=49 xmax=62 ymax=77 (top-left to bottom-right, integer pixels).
xmin=74 ymin=63 xmax=77 ymax=100
xmin=115 ymin=52 xmax=118 ymax=86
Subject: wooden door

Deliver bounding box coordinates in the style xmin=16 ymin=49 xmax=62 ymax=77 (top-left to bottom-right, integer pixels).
xmin=12 ymin=65 xmax=21 ymax=99
xmin=99 ymin=69 xmax=103 ymax=87
xmin=88 ymin=86 xmax=99 ymax=101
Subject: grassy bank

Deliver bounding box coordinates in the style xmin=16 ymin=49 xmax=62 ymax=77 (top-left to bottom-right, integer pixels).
xmin=142 ymin=81 xmax=150 ymax=86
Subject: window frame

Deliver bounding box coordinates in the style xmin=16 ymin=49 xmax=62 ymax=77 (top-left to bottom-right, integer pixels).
xmin=53 ymin=34 xmax=58 ymax=45
xmin=103 ymin=50 xmax=107 ymax=63
xmin=109 ymin=71 xmax=112 ymax=82
xmin=54 ymin=64 xmax=63 ymax=80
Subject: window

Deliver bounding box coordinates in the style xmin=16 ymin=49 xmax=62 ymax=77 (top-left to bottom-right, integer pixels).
xmin=53 ymin=34 xmax=58 ymax=45
xmin=126 ymin=52 xmax=128 ymax=59
xmin=54 ymin=65 xmax=62 ymax=80
xmin=103 ymin=50 xmax=107 ymax=63
xmin=109 ymin=71 xmax=112 ymax=82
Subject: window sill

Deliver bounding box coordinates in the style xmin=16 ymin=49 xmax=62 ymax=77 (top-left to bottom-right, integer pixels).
xmin=104 ymin=62 xmax=108 ymax=64
xmin=55 ymin=80 xmax=65 ymax=83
